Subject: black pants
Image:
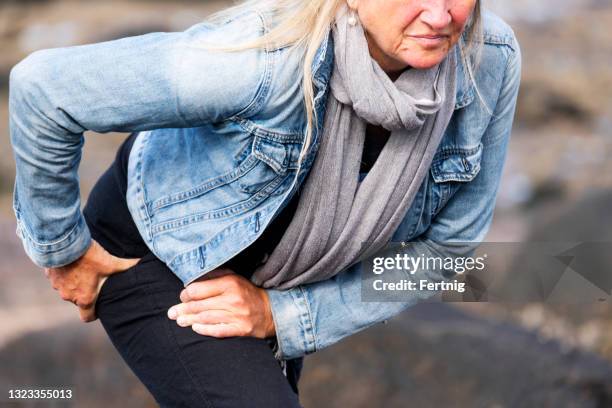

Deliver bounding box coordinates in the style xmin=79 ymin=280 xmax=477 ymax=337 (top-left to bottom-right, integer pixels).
xmin=84 ymin=134 xmax=303 ymax=407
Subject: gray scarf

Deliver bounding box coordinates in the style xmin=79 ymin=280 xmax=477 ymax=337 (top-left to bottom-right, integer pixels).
xmin=251 ymin=5 xmax=458 ymax=289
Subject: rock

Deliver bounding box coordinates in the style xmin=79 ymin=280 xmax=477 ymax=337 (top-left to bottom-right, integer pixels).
xmin=0 ymin=323 xmax=155 ymax=407
xmin=299 ymin=303 xmax=612 ymax=408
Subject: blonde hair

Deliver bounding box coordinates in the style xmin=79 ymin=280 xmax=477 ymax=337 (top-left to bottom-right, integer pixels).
xmin=203 ymin=0 xmax=484 ymax=172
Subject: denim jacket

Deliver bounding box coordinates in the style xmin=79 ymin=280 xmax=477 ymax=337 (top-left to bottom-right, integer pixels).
xmin=267 ymin=12 xmax=521 ymax=360
xmin=9 ymin=7 xmax=520 ymax=359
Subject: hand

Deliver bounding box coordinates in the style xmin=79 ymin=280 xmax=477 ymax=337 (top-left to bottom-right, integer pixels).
xmin=45 ymin=239 xmax=140 ymax=322
xmin=167 ymin=269 xmax=276 ymax=339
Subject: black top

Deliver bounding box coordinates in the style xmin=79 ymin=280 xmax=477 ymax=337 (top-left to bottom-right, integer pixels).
xmin=83 ymin=129 xmax=389 ymax=279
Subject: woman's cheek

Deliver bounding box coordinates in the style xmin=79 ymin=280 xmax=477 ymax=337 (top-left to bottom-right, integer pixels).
xmin=451 ymin=0 xmax=478 ymax=26
xmin=450 ymin=5 xmax=476 ymax=41
xmin=395 ymin=5 xmax=422 ymax=34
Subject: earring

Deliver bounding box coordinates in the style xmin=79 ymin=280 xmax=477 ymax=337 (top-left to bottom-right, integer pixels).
xmin=348 ymin=10 xmax=358 ymax=26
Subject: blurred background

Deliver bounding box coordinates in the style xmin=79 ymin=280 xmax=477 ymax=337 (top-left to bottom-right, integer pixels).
xmin=1 ymin=0 xmax=611 ymax=407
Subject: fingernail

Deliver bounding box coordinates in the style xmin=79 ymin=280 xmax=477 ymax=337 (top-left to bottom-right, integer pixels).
xmin=180 ymin=290 xmax=189 ymax=301
xmin=167 ymin=307 xmax=177 ymax=320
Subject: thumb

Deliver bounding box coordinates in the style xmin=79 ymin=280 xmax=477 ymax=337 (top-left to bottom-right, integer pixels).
xmin=78 ymin=275 xmax=108 ymax=323
xmin=78 ymin=304 xmax=97 ymax=323
xmin=107 ymin=256 xmax=141 ymax=274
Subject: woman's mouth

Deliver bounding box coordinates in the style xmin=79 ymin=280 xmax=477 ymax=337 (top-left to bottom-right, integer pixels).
xmin=406 ymin=34 xmax=450 ymax=48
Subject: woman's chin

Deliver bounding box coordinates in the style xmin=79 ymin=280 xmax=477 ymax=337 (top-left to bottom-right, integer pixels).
xmin=399 ymin=50 xmax=451 ymax=70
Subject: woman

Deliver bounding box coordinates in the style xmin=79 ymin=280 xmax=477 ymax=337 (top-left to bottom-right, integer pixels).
xmin=9 ymin=0 xmax=521 ymax=406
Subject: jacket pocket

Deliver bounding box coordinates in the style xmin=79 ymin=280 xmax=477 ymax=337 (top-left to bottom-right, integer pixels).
xmin=429 ymin=143 xmax=483 ymax=215
xmin=239 ymin=134 xmax=290 ymax=194
xmin=149 ymin=133 xmax=299 ymax=237
xmin=238 ymin=128 xmax=304 ymax=197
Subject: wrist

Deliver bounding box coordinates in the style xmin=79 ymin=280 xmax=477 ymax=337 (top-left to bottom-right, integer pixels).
xmin=260 ymin=290 xmax=276 ymax=338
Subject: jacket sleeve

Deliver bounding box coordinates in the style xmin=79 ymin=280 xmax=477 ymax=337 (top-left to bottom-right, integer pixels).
xmin=9 ymin=11 xmax=268 ymax=268
xmin=266 ymin=37 xmax=522 ymax=361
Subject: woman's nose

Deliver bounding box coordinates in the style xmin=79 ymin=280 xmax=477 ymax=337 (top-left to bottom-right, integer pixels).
xmin=420 ymin=0 xmax=453 ymax=31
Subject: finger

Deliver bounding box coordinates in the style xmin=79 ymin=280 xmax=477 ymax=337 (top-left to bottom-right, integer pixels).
xmin=74 ymin=277 xmax=107 ymax=321
xmin=180 ymin=280 xmax=227 ymax=303
xmin=195 ymin=310 xmax=233 ymax=325
xmin=180 ymin=273 xmax=231 ymax=302
xmin=59 ymin=290 xmax=73 ymax=302
xmin=195 ymin=268 xmax=236 ymax=281
xmin=75 ymin=271 xmax=104 ymax=322
xmin=176 ymin=310 xmax=232 ymax=327
xmin=94 ymin=276 xmax=108 ymax=304
xmin=168 ymin=297 xmax=226 ymax=319
xmin=175 ymin=313 xmax=201 ymax=327
xmin=78 ymin=305 xmax=97 ymax=323
xmin=192 ymin=323 xmax=240 ymax=338
xmin=97 ymin=275 xmax=108 ymax=293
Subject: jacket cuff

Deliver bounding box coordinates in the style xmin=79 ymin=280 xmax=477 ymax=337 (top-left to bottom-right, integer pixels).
xmin=266 ymin=286 xmax=316 ymax=360
xmin=16 ymin=214 xmax=92 ymax=269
